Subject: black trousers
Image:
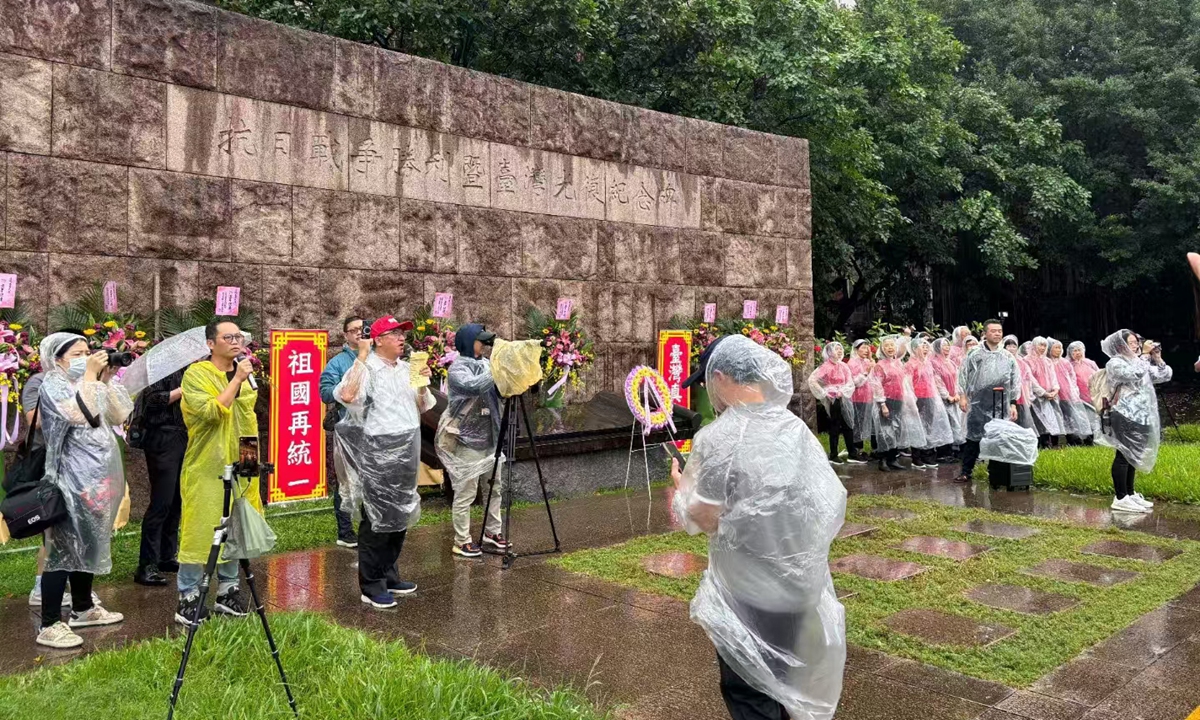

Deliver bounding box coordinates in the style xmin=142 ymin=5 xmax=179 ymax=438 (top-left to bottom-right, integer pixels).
xmin=357 ymin=513 xmax=406 ymax=597
xmin=961 ymin=439 xmax=981 ymax=478
xmin=824 ymin=400 xmax=852 ymax=460
xmin=41 ymin=571 xmax=93 ymax=628
xmin=138 ymin=427 xmax=186 ymax=570
xmin=325 ymin=433 xmax=355 ymax=541
xmin=1112 ymin=451 xmax=1137 ymax=499
xmin=717 ymin=653 xmax=787 ymax=720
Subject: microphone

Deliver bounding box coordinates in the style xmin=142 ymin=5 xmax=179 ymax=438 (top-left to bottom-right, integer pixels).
xmin=238 ymin=354 xmax=258 ymax=391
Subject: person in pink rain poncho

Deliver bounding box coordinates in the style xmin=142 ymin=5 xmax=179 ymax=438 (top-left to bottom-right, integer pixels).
xmin=930 ymin=338 xmax=964 ymax=458
xmin=807 ymin=342 xmax=857 ymax=465
xmin=870 ymin=335 xmax=925 ymax=472
xmin=905 ymin=337 xmax=954 ymax=469
xmin=1068 ymin=341 xmax=1100 ymax=443
xmin=1048 ymin=338 xmax=1091 ymax=444
xmin=1027 ymin=337 xmax=1065 ymax=447
xmin=845 ymin=340 xmax=875 ymax=464
xmin=1004 ymin=336 xmax=1036 ymax=431
xmin=948 ymin=326 xmax=972 ymax=367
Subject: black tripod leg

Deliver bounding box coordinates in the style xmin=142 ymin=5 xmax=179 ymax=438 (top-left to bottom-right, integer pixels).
xmin=239 ymin=558 xmax=299 ymax=717
xmin=518 ymin=395 xmax=560 ymax=551
xmin=500 ymin=398 xmax=519 ymax=569
xmin=477 ymin=398 xmax=512 ymax=550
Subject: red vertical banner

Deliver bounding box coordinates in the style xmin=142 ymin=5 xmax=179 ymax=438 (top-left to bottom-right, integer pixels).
xmin=268 ymin=330 xmax=329 ymax=503
xmin=658 ymin=330 xmax=692 ymax=452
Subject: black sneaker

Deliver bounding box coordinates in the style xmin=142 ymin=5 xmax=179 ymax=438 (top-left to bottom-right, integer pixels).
xmin=175 ymin=594 xmax=209 ymax=627
xmin=134 ymin=565 xmax=168 ymax=587
xmin=887 ymin=459 xmax=904 ymax=471
xmin=214 ymin=589 xmax=249 ymax=617
xmin=847 ymin=454 xmax=868 ymax=465
xmin=386 ymin=580 xmax=418 ymax=596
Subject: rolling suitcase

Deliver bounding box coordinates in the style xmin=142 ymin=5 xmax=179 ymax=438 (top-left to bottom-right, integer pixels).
xmin=987 ymin=387 xmax=1033 ymax=491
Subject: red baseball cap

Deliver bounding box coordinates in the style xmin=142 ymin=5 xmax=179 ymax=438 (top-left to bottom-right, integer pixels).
xmin=370 ymin=316 xmax=414 ymax=339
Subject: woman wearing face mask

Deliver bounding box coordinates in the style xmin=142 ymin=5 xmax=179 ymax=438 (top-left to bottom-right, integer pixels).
xmin=1048 ymin=338 xmax=1089 ymax=445
xmin=930 ymin=338 xmax=963 ymax=461
xmin=1098 ymin=329 xmax=1172 ymax=514
xmin=33 ymin=333 xmax=132 ymax=649
xmin=807 ymin=342 xmax=856 ymax=465
xmin=1004 ymin=336 xmax=1036 ymax=430
xmin=1068 ymin=341 xmax=1100 ymax=444
xmin=870 ymin=335 xmax=925 ymax=471
xmin=846 ymin=340 xmax=876 ymax=463
xmin=1027 ymin=337 xmax=1065 ymax=448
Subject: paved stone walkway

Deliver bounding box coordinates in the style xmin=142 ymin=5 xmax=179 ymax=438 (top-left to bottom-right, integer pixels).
xmin=2 ymin=466 xmax=1200 ymax=719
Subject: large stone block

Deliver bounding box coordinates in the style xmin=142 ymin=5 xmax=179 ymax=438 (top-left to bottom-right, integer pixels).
xmin=129 ymin=169 xmax=231 ymax=260
xmin=52 ymin=64 xmax=166 ymax=168
xmin=684 ymin=118 xmax=723 ymax=178
xmin=113 ymin=0 xmax=218 ymax=88
xmin=166 ymin=86 xmax=350 ymax=191
xmin=49 ymin=253 xmax=137 ymax=311
xmin=0 ymin=153 xmax=6 ymax=244
xmin=263 ymin=265 xmax=322 ymax=331
xmin=346 ymin=118 xmax=403 ymax=197
xmin=545 ymin=152 xmax=606 ymax=220
xmin=604 ymin=164 xmax=698 ymax=228
xmin=606 ymin=342 xmax=655 ymax=392
xmin=490 ymin=144 xmax=550 ymax=215
xmin=586 ymin=282 xmax=691 ymax=344
xmin=596 ymin=223 xmax=681 ymax=285
xmin=522 ymin=215 xmax=597 ymax=281
xmin=529 ymin=86 xmax=571 ymax=155
xmin=376 ymin=51 xmax=448 ymax=133
xmin=0 ymin=251 xmax=49 ymax=321
xmin=422 ymin=274 xmax=514 ymax=338
xmin=231 ymin=180 xmax=291 ymax=264
xmin=512 ymin=278 xmax=588 ymax=333
xmin=0 ymin=0 xmax=110 ymax=69
xmin=777 ymin=187 xmax=812 ymax=239
xmin=700 ymin=177 xmax=781 ymax=236
xmin=318 ymin=268 xmax=424 ymax=335
xmin=195 ymin=260 xmax=263 ymax=321
xmin=398 ymin=128 xmax=489 ymax=207
xmin=399 ymin=199 xmax=460 ymax=274
xmin=724 ymin=235 xmax=788 ymax=289
xmin=457 ymin=206 xmax=521 ymax=277
xmin=446 ymin=67 xmax=531 ymax=146
xmin=678 ymin=230 xmax=726 ymax=287
xmin=627 ymin=108 xmax=687 ymax=172
xmin=216 ymin=10 xmax=335 ymax=111
xmin=773 ymin=135 xmax=810 ymax=190
xmin=331 ymin=38 xmax=381 ymax=120
xmin=0 ymin=52 xmax=51 ymax=153
xmin=785 ymin=237 xmax=813 ymax=290
xmin=292 ymin=187 xmax=399 ymax=270
xmin=6 ymin=154 xmax=128 ymax=255
xmin=722 ymin=126 xmax=778 ymax=186
xmin=569 ymin=94 xmax=629 ymax=163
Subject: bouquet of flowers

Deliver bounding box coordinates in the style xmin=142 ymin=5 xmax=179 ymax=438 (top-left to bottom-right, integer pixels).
xmin=667 ymin=315 xmax=723 ymax=367
xmin=406 ymin=305 xmax=458 ymax=387
xmin=83 ymin=320 xmax=153 ymax=357
xmin=723 ymin=319 xmax=805 ymax=368
xmin=0 ymin=320 xmax=39 ymax=409
xmin=526 ymin=307 xmax=595 ymax=398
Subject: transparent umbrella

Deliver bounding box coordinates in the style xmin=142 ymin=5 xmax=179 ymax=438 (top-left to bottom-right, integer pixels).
xmin=119 ymin=326 xmax=210 ymax=397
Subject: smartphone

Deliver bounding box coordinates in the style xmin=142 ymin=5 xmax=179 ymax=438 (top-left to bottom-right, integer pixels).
xmin=665 ymin=442 xmax=687 ymax=471
xmin=238 ymin=436 xmax=260 ymax=476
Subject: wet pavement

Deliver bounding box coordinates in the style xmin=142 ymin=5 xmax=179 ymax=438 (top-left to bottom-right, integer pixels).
xmin=2 ymin=464 xmax=1200 ymax=719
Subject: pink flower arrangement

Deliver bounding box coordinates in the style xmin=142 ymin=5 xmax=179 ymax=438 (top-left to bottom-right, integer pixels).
xmin=0 ymin=321 xmax=40 ymax=410
xmin=406 ymin=308 xmax=457 ymax=386
xmin=735 ymin=320 xmax=805 ymax=368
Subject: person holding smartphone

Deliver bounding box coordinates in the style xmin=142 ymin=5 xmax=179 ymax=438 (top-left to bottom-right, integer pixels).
xmin=175 ymin=319 xmax=260 ymax=626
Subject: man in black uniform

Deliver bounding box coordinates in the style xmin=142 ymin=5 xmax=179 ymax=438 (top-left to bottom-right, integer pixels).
xmin=133 ymin=368 xmax=187 ymax=586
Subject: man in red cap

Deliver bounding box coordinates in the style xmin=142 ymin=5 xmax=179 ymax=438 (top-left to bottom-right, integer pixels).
xmin=333 ymin=316 xmax=433 ymax=609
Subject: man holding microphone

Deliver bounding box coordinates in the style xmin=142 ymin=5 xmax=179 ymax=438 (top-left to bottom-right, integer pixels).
xmin=334 ymin=316 xmax=433 ymax=609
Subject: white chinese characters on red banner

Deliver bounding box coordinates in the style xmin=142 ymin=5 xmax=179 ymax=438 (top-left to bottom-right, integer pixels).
xmin=658 ymin=330 xmax=692 ymax=452
xmin=269 ymin=330 xmax=329 ymax=503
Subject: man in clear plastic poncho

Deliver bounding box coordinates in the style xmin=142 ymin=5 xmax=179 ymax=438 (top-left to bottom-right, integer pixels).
xmin=954 ymin=320 xmax=1019 ymax=483
xmin=435 ymin=323 xmax=509 ymax=558
xmin=1097 ymin=329 xmax=1172 ymax=514
xmin=672 ymin=335 xmax=847 ymax=720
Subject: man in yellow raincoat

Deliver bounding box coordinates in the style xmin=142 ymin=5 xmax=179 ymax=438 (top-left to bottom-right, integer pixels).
xmin=175 ymin=319 xmax=259 ymax=626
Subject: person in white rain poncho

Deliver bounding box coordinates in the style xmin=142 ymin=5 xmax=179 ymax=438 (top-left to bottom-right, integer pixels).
xmin=1027 ymin=337 xmax=1065 ymax=447
xmin=335 ymin=316 xmax=434 ymax=609
xmin=949 ymin=326 xmax=972 ymax=367
xmin=435 ymin=323 xmax=510 ymax=558
xmin=1097 ymin=329 xmax=1172 ymax=514
xmin=906 ymin=337 xmax=954 ymax=468
xmin=1005 ymin=336 xmax=1036 ymax=431
xmin=1048 ymin=338 xmax=1090 ymax=444
xmin=33 ymin=333 xmax=131 ymax=649
xmin=931 ymin=338 xmax=965 ymax=453
xmin=672 ymin=335 xmax=846 ymax=720
xmin=1068 ymin=341 xmax=1101 ymax=443
xmin=846 ymin=340 xmax=876 ymax=463
xmin=954 ymin=321 xmax=1019 ymax=484
xmin=871 ymin=334 xmax=925 ymax=471
xmin=807 ymin=342 xmax=856 ymax=465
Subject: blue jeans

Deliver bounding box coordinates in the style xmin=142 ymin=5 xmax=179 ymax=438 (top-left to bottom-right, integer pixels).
xmin=178 ymin=561 xmax=239 ymax=596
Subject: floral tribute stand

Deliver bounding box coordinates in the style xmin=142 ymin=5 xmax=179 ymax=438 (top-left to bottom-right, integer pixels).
xmin=623 ymin=366 xmax=683 ymax=524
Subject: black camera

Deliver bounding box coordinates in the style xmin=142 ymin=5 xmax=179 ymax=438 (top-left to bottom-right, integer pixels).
xmin=105 ymin=348 xmax=135 ymax=368
xmin=361 ymin=322 xmax=373 ymax=340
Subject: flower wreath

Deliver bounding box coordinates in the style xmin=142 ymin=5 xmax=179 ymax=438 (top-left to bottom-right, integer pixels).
xmin=624 ymin=366 xmax=675 ymax=434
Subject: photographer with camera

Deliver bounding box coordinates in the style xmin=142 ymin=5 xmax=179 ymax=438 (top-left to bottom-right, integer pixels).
xmin=318 ymin=316 xmax=365 ymax=549
xmin=334 ymin=316 xmax=434 ymax=609
xmin=435 ymin=323 xmax=510 ymax=558
xmin=174 ymin=320 xmax=260 ymax=625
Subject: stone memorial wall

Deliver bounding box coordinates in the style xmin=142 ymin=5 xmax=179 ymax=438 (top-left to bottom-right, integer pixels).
xmin=0 ymin=0 xmax=812 ymax=396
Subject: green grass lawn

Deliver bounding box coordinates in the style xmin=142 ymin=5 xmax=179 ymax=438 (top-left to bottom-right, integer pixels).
xmin=0 ymin=612 xmax=604 ymax=720
xmin=551 ymin=495 xmax=1200 ymax=687
xmin=1029 ymin=442 xmax=1200 ymax=504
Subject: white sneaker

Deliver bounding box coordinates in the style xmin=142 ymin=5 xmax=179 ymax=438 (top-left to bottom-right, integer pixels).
xmin=36 ymin=622 xmax=83 ymax=649
xmin=1132 ymin=492 xmax=1154 ymax=509
xmin=28 ymin=585 xmax=98 ymax=607
xmin=68 ymin=605 xmax=124 ymax=628
xmin=1111 ymin=496 xmax=1150 ymax=514
xmin=28 ymin=587 xmax=41 ymax=607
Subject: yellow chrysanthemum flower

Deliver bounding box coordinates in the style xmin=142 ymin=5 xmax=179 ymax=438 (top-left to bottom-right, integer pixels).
xmin=135 ymin=331 xmax=146 ymax=339
xmin=9 ymin=323 xmax=22 ymax=330
xmin=83 ymin=329 xmax=97 ymax=336
xmin=417 ymin=325 xmax=425 ymax=332
xmin=104 ymin=320 xmax=117 ymax=328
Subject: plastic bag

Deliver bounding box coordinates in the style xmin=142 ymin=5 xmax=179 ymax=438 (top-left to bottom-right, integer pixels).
xmin=490 ymin=339 xmax=544 ymax=398
xmin=223 ymin=496 xmax=277 ymax=560
xmin=978 ymin=419 xmax=1039 ymax=466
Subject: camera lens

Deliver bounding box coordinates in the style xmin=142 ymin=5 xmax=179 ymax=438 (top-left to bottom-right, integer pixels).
xmin=105 ymin=349 xmax=134 ymax=368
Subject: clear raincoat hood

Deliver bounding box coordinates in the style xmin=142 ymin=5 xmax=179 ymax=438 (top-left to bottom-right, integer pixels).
xmin=957 ymin=339 xmax=1020 ymax=442
xmin=1096 ymin=329 xmax=1172 ymax=471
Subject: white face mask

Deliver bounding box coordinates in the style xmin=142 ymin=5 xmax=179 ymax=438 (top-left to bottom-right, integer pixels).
xmin=66 ymin=356 xmax=87 ymax=380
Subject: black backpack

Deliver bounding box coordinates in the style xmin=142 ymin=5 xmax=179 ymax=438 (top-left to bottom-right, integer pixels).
xmin=125 ymin=392 xmax=149 ymax=450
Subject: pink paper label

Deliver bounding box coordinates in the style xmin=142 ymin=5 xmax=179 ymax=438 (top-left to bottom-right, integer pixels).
xmin=742 ymin=300 xmax=758 ymax=320
xmin=775 ymin=305 xmax=789 ymax=325
xmin=215 ymin=286 xmax=241 ymax=316
xmin=555 ymin=297 xmax=574 ymax=320
xmin=103 ymin=281 xmax=118 ymax=314
xmin=432 ymin=292 xmax=454 ymax=318
xmin=0 ymin=274 xmax=15 ymax=309
xmin=703 ymin=303 xmax=717 ymax=323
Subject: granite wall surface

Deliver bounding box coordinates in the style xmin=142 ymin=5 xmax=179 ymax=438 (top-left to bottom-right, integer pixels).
xmin=0 ymin=0 xmax=813 ymax=398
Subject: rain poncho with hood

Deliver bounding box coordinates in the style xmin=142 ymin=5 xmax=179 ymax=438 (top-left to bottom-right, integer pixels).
xmin=906 ymin=338 xmax=954 ymax=449
xmin=435 ymin=324 xmax=503 ymax=483
xmin=847 ymin=340 xmax=875 ymax=442
xmin=948 ymin=326 xmax=972 ymax=367
xmin=870 ymin=336 xmax=926 ymax=451
xmin=672 ymin=335 xmax=846 ymax=720
xmin=334 ymin=350 xmax=436 ymax=532
xmin=807 ymin=342 xmax=855 ymax=428
xmin=39 ymin=333 xmax=133 ymax=574
xmin=957 ymin=337 xmax=1020 ymax=442
xmin=1005 ymin=336 xmax=1036 ymax=430
xmin=1048 ymin=338 xmax=1091 ymax=438
xmin=1096 ymin=329 xmax=1173 ymax=472
xmin=1026 ymin=337 xmax=1064 ymax=436
xmin=931 ymin=338 xmax=965 ymax=445
xmin=1068 ymin=341 xmax=1101 ymax=437
xmin=178 ymin=360 xmax=260 ymax=565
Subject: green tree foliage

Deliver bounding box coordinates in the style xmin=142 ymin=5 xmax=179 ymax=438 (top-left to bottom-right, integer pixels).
xmin=219 ymin=0 xmax=1091 ymax=333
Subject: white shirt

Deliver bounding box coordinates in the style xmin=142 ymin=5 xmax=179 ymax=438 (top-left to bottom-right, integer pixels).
xmin=335 ymin=354 xmax=435 ymax=437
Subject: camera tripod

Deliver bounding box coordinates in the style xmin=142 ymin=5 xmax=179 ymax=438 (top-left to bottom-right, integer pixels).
xmin=167 ymin=463 xmax=298 ymax=720
xmin=478 ymin=392 xmax=560 ymax=569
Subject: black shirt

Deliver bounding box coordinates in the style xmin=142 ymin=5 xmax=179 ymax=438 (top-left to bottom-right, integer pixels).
xmin=143 ymin=368 xmax=186 ymax=430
